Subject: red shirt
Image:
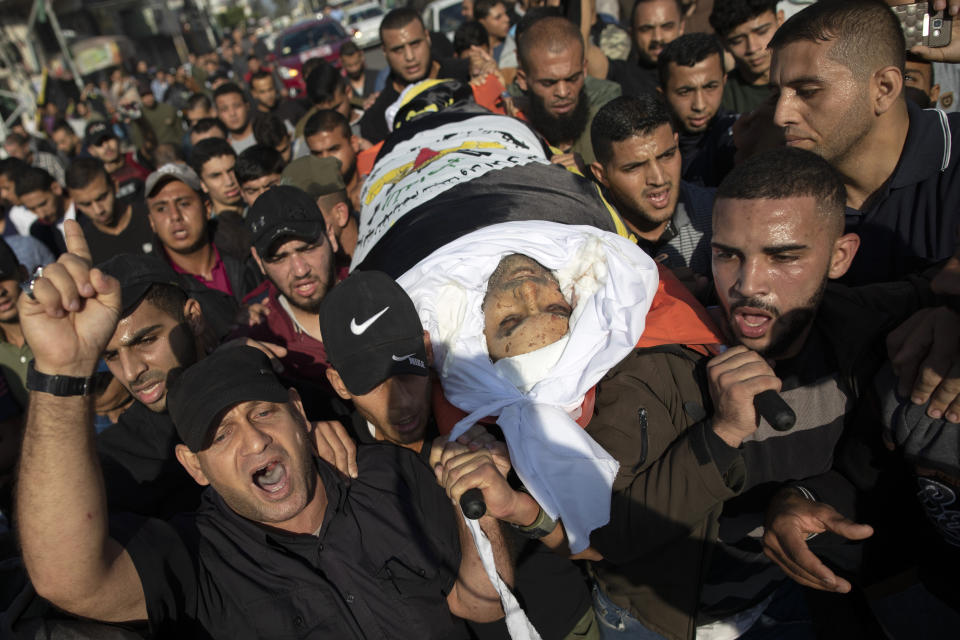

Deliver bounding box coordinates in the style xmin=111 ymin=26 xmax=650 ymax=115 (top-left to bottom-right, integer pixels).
xmin=168 ymin=245 xmax=234 ymax=298
xmin=231 ymin=280 xmax=331 ymax=388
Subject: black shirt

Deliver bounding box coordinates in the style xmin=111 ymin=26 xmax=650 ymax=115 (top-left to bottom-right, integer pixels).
xmin=97 ymin=402 xmax=203 ymax=520
xmin=679 ymin=109 xmax=738 ymax=188
xmin=120 ymin=446 xmax=465 ymax=639
xmin=81 ymin=201 xmax=155 ymax=265
xmin=358 ymin=58 xmax=471 ymax=143
xmin=607 ymin=51 xmax=658 ymax=98
xmin=842 ymin=101 xmax=960 ymax=285
xmin=346 ymin=408 xmax=593 ymax=640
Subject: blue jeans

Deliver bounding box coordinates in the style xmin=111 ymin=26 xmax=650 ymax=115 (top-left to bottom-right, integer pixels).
xmin=591 ymin=584 xmax=670 ymax=640
xmin=592 ymin=581 xmax=814 ymax=640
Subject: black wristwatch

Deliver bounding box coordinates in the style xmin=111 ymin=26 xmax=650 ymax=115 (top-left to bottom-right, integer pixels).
xmin=26 ymin=360 xmax=96 ymax=397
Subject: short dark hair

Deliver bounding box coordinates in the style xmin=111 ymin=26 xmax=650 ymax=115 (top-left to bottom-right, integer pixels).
xmin=380 ymin=8 xmax=425 ymax=42
xmin=591 ymin=94 xmax=675 ymax=165
xmin=189 ymin=137 xmax=236 ymax=177
xmin=191 ymin=117 xmax=227 ymax=138
xmin=303 ymin=109 xmax=351 ymax=140
xmin=474 ymin=0 xmax=504 ymax=21
xmin=517 ymin=16 xmax=583 ymax=72
xmin=252 ymin=112 xmax=289 ymax=148
xmin=768 ymin=0 xmax=905 ymax=80
xmin=3 ymin=132 xmax=28 ymax=148
xmin=658 ymin=33 xmax=725 ymax=87
xmin=340 ymin=41 xmax=361 ymax=57
xmin=185 ymin=92 xmax=212 ymax=112
xmin=301 ymin=58 xmax=328 ymax=85
xmin=305 ymin=63 xmax=346 ymax=106
xmin=709 ymin=0 xmax=778 ymax=38
xmin=65 ymin=157 xmax=111 ymax=191
xmin=213 ymin=81 xmax=246 ymax=102
xmin=0 ymin=157 xmax=29 ymax=181
xmin=249 ymin=69 xmax=274 ymax=88
xmin=15 ymin=167 xmax=55 ymax=197
xmin=716 ymin=147 xmax=846 ymax=234
xmin=142 ymin=282 xmax=188 ymax=322
xmin=454 ymin=21 xmax=489 ymax=56
xmin=50 ymin=119 xmax=74 ymax=136
xmin=633 ymin=0 xmax=685 ymax=28
xmin=235 ymin=145 xmax=285 ymax=185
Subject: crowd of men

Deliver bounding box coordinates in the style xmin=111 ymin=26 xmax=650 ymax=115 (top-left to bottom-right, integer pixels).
xmin=1 ymin=0 xmax=960 ymax=639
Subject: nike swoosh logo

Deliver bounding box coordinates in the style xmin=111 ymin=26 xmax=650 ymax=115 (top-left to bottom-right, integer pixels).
xmin=392 ymin=353 xmax=415 ymax=361
xmin=350 ymin=306 xmax=389 ymax=335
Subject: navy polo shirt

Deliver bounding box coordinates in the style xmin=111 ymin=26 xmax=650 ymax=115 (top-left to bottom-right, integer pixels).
xmin=843 ymin=101 xmax=960 ymax=285
xmin=118 ymin=445 xmax=465 ymax=639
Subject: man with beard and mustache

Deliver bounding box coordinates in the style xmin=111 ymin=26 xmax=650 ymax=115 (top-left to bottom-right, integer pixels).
xmin=235 ymin=185 xmax=339 ymax=387
xmin=590 ymin=94 xmax=715 ymax=293
xmin=517 ymin=16 xmax=613 ymax=166
xmin=466 ymin=147 xmax=960 ymax=639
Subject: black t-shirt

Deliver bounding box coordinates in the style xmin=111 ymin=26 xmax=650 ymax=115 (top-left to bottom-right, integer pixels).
xmin=119 ymin=446 xmax=465 ymax=639
xmin=607 ymin=52 xmax=658 ymax=98
xmin=97 ymin=402 xmax=203 ymax=520
xmin=81 ymin=201 xmax=155 ymax=265
xmin=346 ymin=409 xmax=593 ymax=640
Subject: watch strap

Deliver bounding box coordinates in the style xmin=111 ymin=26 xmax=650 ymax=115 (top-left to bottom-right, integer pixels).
xmin=26 ymin=360 xmax=96 ymax=397
xmin=512 ymin=505 xmax=559 ymax=539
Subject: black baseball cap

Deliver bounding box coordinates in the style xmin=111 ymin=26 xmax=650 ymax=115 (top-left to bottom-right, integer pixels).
xmin=98 ymin=253 xmax=185 ymax=316
xmin=84 ymin=121 xmax=116 ymax=147
xmin=247 ymin=185 xmax=326 ymax=258
xmin=0 ymin=238 xmax=21 ymax=281
xmin=168 ymin=346 xmax=290 ymax=452
xmin=318 ymin=271 xmax=427 ymax=395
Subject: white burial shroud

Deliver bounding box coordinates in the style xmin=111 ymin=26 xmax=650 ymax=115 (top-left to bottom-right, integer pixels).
xmin=398 ymin=221 xmax=659 ymax=639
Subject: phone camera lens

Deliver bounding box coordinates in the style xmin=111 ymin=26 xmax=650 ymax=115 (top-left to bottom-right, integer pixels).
xmin=934 ymin=18 xmax=943 ymax=28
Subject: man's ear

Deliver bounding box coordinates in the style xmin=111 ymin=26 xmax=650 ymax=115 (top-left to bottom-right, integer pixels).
xmin=349 ymin=135 xmax=360 ymax=153
xmin=175 ymin=444 xmax=210 ymax=486
xmin=776 ymin=9 xmax=785 ymax=26
xmin=423 ymin=330 xmax=434 ymax=368
xmin=183 ymin=297 xmax=205 ymax=337
xmin=250 ymin=245 xmax=267 ymax=276
xmin=930 ymin=83 xmax=941 ymax=105
xmin=828 ymin=232 xmax=861 ymax=280
xmin=326 ymin=224 xmax=340 ymax=255
xmin=326 ymin=367 xmax=353 ymax=401
xmin=50 ymin=183 xmax=63 ymax=197
xmin=516 ymin=68 xmax=528 ymax=92
xmin=287 ymin=387 xmax=309 ymax=429
xmin=873 ymin=66 xmax=904 ymax=116
xmin=333 ymin=201 xmax=350 ymax=229
xmin=590 ymin=160 xmax=608 ymax=186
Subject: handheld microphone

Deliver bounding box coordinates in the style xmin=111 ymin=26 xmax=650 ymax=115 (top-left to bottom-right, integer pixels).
xmin=755 ymin=389 xmax=796 ymax=431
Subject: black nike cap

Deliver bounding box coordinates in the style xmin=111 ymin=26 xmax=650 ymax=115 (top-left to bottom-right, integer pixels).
xmin=318 ymin=270 xmax=427 ymax=395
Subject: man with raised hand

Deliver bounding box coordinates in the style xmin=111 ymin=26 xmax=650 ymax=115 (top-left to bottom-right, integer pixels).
xmin=14 ymin=222 xmax=513 ymax=637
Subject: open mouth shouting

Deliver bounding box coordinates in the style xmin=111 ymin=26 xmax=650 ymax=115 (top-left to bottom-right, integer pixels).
xmin=252 ymin=459 xmax=291 ymax=499
xmin=645 ymin=186 xmax=672 ymax=209
xmin=732 ymin=306 xmax=776 ymax=340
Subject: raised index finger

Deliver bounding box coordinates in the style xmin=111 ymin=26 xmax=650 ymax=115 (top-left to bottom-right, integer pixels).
xmin=63 ymin=219 xmax=93 ymax=264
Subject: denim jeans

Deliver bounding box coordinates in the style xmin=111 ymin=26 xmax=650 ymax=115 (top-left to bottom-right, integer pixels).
xmin=592 ymin=581 xmax=815 ymax=640
xmin=591 ymin=584 xmax=670 ymax=640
